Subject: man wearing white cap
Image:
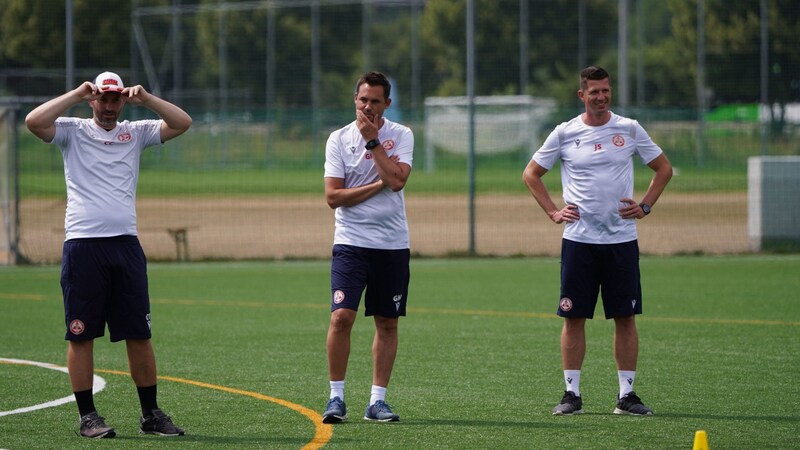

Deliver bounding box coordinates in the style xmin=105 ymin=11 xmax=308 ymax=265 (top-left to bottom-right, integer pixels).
xmin=26 ymin=72 xmax=192 ymax=438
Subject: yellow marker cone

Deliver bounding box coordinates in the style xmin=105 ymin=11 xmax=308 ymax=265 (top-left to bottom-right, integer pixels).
xmin=693 ymin=430 xmax=709 ymax=450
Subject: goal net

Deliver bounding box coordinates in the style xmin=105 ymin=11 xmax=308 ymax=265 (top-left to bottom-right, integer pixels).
xmin=423 ymin=95 xmax=555 ymax=170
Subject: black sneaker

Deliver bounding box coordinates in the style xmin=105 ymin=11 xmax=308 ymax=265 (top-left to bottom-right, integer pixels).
xmin=613 ymin=391 xmax=653 ymax=416
xmin=552 ymin=391 xmax=583 ymax=415
xmin=79 ymin=412 xmax=116 ymax=439
xmin=140 ymin=408 xmax=185 ymax=436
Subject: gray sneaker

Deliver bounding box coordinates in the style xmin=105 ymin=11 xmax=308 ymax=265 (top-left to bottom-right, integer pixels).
xmin=322 ymin=396 xmax=348 ymax=423
xmin=552 ymin=391 xmax=583 ymax=415
xmin=140 ymin=409 xmax=185 ymax=436
xmin=363 ymin=400 xmax=400 ymax=422
xmin=79 ymin=412 xmax=116 ymax=439
xmin=613 ymin=392 xmax=653 ymax=416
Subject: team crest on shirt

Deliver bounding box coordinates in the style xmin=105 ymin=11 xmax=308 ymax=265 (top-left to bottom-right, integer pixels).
xmin=333 ymin=290 xmax=345 ymax=304
xmin=117 ymin=133 xmax=132 ymax=142
xmin=382 ymin=140 xmax=395 ymax=150
xmin=559 ymin=297 xmax=573 ymax=312
xmin=69 ymin=319 xmax=85 ymax=335
xmin=612 ymin=134 xmax=625 ymax=147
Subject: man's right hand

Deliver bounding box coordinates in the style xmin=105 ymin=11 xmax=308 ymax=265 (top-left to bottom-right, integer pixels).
xmin=550 ymin=204 xmax=580 ymax=224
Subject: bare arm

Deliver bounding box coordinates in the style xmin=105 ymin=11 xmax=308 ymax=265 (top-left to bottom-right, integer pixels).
xmin=355 ymin=109 xmax=411 ymax=192
xmin=123 ymin=85 xmax=192 ymax=142
xmin=325 ymin=177 xmax=384 ymax=209
xmin=619 ymin=153 xmax=674 ymax=219
xmin=324 ymin=155 xmax=403 ymax=209
xmin=369 ymin=146 xmax=411 ymax=192
xmin=25 ymin=82 xmax=98 ymax=142
xmin=522 ymin=159 xmax=579 ymax=224
xmin=640 ymin=153 xmax=673 ymax=207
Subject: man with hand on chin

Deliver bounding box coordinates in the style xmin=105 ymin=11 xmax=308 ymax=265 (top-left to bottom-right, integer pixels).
xmin=321 ymin=71 xmax=413 ymax=423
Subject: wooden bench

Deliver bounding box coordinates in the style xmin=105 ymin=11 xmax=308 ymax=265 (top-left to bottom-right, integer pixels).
xmin=166 ymin=227 xmax=192 ymax=262
xmin=53 ymin=227 xmax=198 ymax=262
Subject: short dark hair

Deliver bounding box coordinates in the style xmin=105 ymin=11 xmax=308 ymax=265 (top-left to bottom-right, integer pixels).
xmin=355 ymin=71 xmax=391 ymax=101
xmin=580 ymin=66 xmax=610 ymax=90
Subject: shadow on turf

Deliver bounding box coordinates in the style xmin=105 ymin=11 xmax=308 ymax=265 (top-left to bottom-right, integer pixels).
xmin=361 ymin=411 xmax=800 ymax=424
xmin=110 ymin=434 xmax=318 ymax=446
xmin=652 ymin=412 xmax=800 ymax=422
xmin=365 ymin=418 xmax=557 ymax=428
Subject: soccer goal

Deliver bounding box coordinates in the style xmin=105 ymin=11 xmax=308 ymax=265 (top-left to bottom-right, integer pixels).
xmin=423 ymin=95 xmax=556 ymax=171
xmin=0 ymin=107 xmax=19 ymax=265
xmin=748 ymin=155 xmax=800 ymax=252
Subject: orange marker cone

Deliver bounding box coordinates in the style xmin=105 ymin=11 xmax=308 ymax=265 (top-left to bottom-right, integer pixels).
xmin=693 ymin=430 xmax=709 ymax=450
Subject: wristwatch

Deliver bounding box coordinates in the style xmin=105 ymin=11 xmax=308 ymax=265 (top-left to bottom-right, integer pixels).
xmin=365 ymin=138 xmax=381 ymax=150
xmin=639 ymin=203 xmax=651 ymax=216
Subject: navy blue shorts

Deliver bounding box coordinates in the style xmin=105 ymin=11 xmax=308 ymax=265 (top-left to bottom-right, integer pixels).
xmin=61 ymin=235 xmax=152 ymax=342
xmin=330 ymin=244 xmax=410 ymax=317
xmin=557 ymin=239 xmax=642 ymax=319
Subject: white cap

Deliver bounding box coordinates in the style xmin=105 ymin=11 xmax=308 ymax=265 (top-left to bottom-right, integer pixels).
xmin=93 ymin=71 xmax=125 ymax=93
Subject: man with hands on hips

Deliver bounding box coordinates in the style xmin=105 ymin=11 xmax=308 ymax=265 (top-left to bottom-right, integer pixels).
xmin=523 ymin=66 xmax=672 ymax=417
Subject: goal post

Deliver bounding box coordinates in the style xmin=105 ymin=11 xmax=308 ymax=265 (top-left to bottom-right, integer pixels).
xmin=0 ymin=106 xmax=19 ymax=265
xmin=423 ymin=95 xmax=556 ymax=172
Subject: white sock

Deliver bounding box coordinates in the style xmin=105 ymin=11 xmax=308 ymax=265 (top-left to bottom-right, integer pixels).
xmin=564 ymin=370 xmax=581 ymax=397
xmin=329 ymin=380 xmax=344 ymax=401
xmin=618 ymin=371 xmax=635 ymax=398
xmin=369 ymin=385 xmax=387 ymax=406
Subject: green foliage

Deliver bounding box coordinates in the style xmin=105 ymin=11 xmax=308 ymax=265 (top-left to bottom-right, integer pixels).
xmin=18 ymin=109 xmax=798 ymax=199
xmin=1 ymin=256 xmax=798 ymax=448
xmin=4 ymin=1 xmax=799 ymax=109
xmin=666 ymin=0 xmax=800 ymax=105
xmin=1 ymin=0 xmax=65 ymax=67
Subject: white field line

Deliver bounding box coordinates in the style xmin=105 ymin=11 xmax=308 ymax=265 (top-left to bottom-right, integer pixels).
xmin=0 ymin=357 xmax=106 ymax=417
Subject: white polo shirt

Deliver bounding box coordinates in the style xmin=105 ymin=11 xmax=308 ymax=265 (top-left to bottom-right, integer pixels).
xmin=50 ymin=117 xmax=163 ymax=240
xmin=532 ymin=112 xmax=663 ymax=244
xmin=324 ymin=118 xmax=414 ymax=250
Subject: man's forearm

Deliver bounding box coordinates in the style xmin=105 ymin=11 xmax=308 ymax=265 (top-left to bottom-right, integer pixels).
xmin=326 ymin=180 xmax=384 ymax=209
xmin=26 ymin=90 xmax=82 ymax=128
xmin=142 ymin=95 xmax=192 ymax=131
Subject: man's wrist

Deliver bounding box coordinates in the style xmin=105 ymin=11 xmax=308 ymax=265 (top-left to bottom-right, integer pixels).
xmin=365 ymin=138 xmax=381 ymax=150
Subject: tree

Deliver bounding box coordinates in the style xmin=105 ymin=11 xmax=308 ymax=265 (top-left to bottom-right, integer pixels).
xmin=0 ymin=0 xmax=131 ymax=96
xmin=666 ymin=0 xmax=800 ymax=106
xmin=417 ymin=0 xmax=618 ymax=106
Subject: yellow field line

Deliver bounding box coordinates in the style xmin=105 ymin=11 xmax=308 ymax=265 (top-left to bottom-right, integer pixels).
xmin=0 ymin=293 xmax=47 ymax=301
xmin=4 ymin=293 xmax=798 ymax=327
xmin=97 ymin=368 xmax=332 ymax=449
